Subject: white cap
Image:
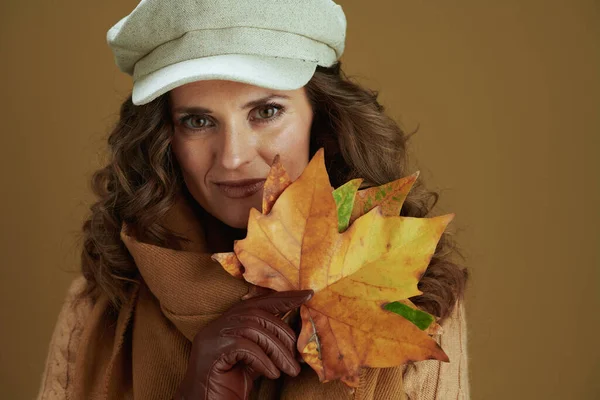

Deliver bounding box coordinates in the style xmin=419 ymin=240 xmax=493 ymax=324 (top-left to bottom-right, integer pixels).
xmin=107 ymin=0 xmax=347 ymax=105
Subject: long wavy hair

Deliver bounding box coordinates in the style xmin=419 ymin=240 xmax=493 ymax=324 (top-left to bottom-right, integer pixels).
xmin=80 ymin=61 xmax=468 ymax=322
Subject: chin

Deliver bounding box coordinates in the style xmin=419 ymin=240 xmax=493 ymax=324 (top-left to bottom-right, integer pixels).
xmin=215 ymin=205 xmax=254 ymax=230
xmin=220 ymin=195 xmax=263 ymax=229
xmin=201 ymin=191 xmax=262 ymax=230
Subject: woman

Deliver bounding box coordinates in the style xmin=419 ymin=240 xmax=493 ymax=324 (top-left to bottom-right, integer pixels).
xmin=38 ymin=0 xmax=469 ymax=399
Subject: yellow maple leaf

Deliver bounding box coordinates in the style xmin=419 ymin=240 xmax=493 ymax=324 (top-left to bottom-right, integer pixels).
xmin=213 ymin=149 xmax=453 ymax=386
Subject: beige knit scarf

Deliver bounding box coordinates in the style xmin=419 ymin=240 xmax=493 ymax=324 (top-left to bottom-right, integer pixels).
xmin=70 ymin=192 xmax=406 ymax=400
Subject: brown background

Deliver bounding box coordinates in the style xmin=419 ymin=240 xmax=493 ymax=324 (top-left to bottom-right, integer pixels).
xmin=1 ymin=0 xmax=598 ymax=398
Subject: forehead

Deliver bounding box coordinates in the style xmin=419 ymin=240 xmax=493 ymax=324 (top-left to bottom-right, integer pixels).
xmin=169 ymin=80 xmax=302 ymax=108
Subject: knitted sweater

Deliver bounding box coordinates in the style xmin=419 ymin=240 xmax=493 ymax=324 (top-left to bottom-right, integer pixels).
xmin=37 ymin=276 xmax=470 ymax=399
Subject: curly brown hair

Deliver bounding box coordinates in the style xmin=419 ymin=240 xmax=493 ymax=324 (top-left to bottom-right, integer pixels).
xmin=80 ymin=61 xmax=468 ymax=322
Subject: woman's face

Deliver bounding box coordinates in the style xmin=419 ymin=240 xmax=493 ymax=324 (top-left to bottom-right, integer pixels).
xmin=169 ymin=80 xmax=314 ymax=228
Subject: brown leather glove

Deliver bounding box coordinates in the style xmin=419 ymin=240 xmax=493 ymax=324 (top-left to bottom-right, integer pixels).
xmin=174 ymin=289 xmax=314 ymax=400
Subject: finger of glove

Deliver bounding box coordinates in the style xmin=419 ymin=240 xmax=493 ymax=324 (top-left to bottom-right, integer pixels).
xmin=227 ymin=308 xmax=297 ymax=350
xmin=235 ymin=289 xmax=314 ymax=315
xmin=214 ymin=338 xmax=280 ymax=380
xmin=221 ymin=320 xmax=301 ymax=377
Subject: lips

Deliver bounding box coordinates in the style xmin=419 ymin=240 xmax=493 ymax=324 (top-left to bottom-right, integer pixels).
xmin=213 ymin=178 xmax=266 ymax=199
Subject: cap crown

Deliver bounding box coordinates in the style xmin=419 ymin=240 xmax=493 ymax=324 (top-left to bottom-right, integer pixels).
xmin=107 ymin=0 xmax=347 ymax=79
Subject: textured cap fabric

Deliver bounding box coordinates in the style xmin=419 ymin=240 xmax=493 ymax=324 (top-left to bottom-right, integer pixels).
xmin=107 ymin=0 xmax=347 ymax=105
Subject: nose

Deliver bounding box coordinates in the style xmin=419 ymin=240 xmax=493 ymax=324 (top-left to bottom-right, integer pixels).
xmin=216 ymin=122 xmax=256 ymax=171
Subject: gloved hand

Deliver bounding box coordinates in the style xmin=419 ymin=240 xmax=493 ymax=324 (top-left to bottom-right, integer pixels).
xmin=174 ymin=289 xmax=314 ymax=400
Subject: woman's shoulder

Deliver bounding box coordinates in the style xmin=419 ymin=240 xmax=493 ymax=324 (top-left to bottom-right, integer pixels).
xmin=37 ymin=275 xmax=95 ymax=400
xmin=63 ymin=275 xmax=89 ymax=298
xmin=402 ymin=300 xmax=471 ymax=399
xmin=54 ymin=275 xmax=95 ymax=327
xmin=46 ymin=275 xmax=95 ymax=336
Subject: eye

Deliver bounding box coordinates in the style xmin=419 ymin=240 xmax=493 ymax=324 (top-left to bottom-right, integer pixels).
xmin=177 ymin=102 xmax=286 ymax=133
xmin=179 ymin=115 xmax=212 ymax=130
xmin=252 ymin=103 xmax=285 ymax=122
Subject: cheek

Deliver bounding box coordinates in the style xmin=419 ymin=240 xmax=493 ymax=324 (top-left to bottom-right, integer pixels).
xmin=260 ymin=116 xmax=312 ymax=180
xmin=171 ymin=136 xmax=210 ymax=185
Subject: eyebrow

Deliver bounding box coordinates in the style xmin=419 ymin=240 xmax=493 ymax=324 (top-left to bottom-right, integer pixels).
xmin=172 ymin=94 xmax=292 ymax=114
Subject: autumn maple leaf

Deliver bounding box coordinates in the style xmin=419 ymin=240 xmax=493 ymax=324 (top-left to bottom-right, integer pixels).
xmin=212 ymin=149 xmax=453 ymax=387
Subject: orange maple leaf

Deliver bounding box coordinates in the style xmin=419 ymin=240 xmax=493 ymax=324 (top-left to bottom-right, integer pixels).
xmin=213 ymin=149 xmax=453 ymax=386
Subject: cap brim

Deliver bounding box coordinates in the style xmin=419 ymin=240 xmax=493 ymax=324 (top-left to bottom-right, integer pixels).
xmin=132 ymin=54 xmax=318 ymax=105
